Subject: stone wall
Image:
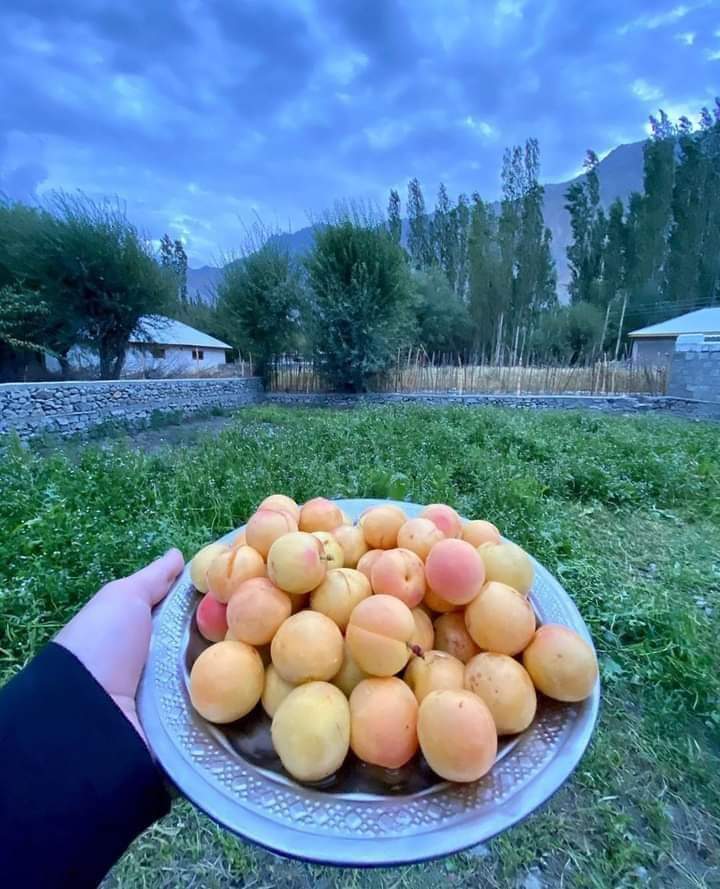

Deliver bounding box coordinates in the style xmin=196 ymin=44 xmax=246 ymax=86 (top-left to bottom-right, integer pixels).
xmin=0 ymin=377 xmax=262 ymax=439
xmin=667 ymin=341 xmax=720 ymax=402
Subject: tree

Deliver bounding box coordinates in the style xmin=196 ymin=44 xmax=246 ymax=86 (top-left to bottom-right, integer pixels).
xmin=160 ymin=233 xmax=188 ymax=301
xmin=467 ymin=195 xmax=503 ymax=354
xmin=565 ymin=151 xmax=606 ymax=306
xmin=430 ymin=183 xmax=455 ymax=284
xmin=306 ymin=213 xmax=414 ymax=391
xmin=216 ymin=243 xmax=304 ymax=384
xmin=387 ymin=189 xmax=402 ymax=246
xmin=406 ymin=178 xmax=433 ymax=269
xmin=454 ymin=193 xmax=471 ymax=298
xmin=412 ymin=267 xmax=472 ymax=356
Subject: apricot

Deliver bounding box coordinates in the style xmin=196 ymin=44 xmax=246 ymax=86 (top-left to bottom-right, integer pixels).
xmin=425 ymin=538 xmax=486 ymax=605
xmin=206 ymin=545 xmax=266 ymax=604
xmin=404 ymin=650 xmax=464 ymax=703
xmin=261 ymin=664 xmax=297 ymax=717
xmin=271 ymin=682 xmax=350 ymax=782
xmin=421 ymin=503 xmax=463 ymax=538
xmin=332 ymin=641 xmax=369 ymax=697
xmin=409 ymin=607 xmax=435 ymax=655
xmin=345 ymin=595 xmax=415 ymax=676
xmin=349 ymin=677 xmax=418 ymax=768
xmin=267 ymin=532 xmax=326 ymax=594
xmin=356 ymin=549 xmax=384 ymax=581
xmin=190 ymin=542 xmax=230 ymax=594
xmin=417 ymin=690 xmax=497 ymax=782
xmin=465 ymin=652 xmax=537 ymax=734
xmin=433 ymin=612 xmax=479 ymax=664
xmin=359 ymin=505 xmax=406 ymax=549
xmin=298 ymin=497 xmax=344 ymax=533
xmin=226 ymin=577 xmax=292 ymax=646
xmin=310 ymin=568 xmax=371 ymax=631
xmin=245 ymin=508 xmax=298 ymax=558
xmin=423 ymin=587 xmax=461 ymax=613
xmin=461 ymin=519 xmax=502 ymax=548
xmin=478 ymin=541 xmax=534 ymax=596
xmin=190 ymin=640 xmax=264 ymax=723
xmin=312 ymin=531 xmax=345 ymax=570
xmin=196 ymin=593 xmax=228 ymax=643
xmin=523 ymin=624 xmax=598 ymax=702
xmin=259 ymin=493 xmax=301 ymax=522
xmin=370 ymin=548 xmax=426 ymax=608
xmin=396 ymin=517 xmax=445 ymax=561
xmin=271 ymin=611 xmax=344 ymax=683
xmin=332 ymin=524 xmax=368 ymax=568
xmin=465 ymin=581 xmax=536 ymax=656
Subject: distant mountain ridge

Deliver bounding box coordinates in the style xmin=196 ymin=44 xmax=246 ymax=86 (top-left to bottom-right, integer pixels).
xmin=186 ymin=139 xmax=645 ymax=301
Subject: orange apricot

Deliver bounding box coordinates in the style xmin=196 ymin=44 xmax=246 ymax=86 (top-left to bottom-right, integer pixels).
xmin=267 ymin=532 xmax=326 ymax=594
xmin=345 ymin=594 xmax=415 ymax=676
xmin=522 ymin=624 xmax=598 ymax=702
xmin=196 ymin=593 xmax=228 ymax=642
xmin=226 ymin=577 xmax=292 ymax=646
xmin=359 ymin=505 xmax=406 ymax=549
xmin=332 ymin=524 xmax=368 ymax=568
xmin=310 ymin=568 xmax=371 ymax=631
xmin=464 ymin=581 xmax=536 ymax=655
xmin=433 ymin=612 xmax=479 ymax=664
xmin=190 ymin=640 xmax=264 ymax=723
xmin=465 ymin=652 xmax=537 ymax=734
xmin=425 ymin=538 xmax=486 ymax=605
xmin=270 ymin=611 xmax=343 ymax=683
xmin=206 ymin=545 xmax=266 ymax=604
xmin=421 ymin=503 xmax=463 ymax=538
xmin=461 ymin=519 xmax=502 ymax=548
xmin=396 ymin=517 xmax=445 ymax=561
xmin=298 ymin=497 xmax=344 ymax=533
xmin=349 ymin=677 xmax=418 ymax=768
xmin=370 ymin=547 xmax=426 ymax=608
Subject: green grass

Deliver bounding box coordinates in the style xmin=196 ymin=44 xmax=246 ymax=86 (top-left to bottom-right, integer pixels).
xmin=1 ymin=406 xmax=719 ymax=888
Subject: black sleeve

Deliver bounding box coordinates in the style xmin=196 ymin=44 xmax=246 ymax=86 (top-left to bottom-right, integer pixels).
xmin=0 ymin=642 xmax=171 ymax=889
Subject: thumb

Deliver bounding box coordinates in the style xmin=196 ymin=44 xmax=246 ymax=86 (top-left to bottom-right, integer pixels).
xmin=124 ymin=548 xmax=185 ymax=607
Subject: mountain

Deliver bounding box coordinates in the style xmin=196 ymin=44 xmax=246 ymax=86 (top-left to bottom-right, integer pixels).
xmin=186 ymin=139 xmax=646 ymax=301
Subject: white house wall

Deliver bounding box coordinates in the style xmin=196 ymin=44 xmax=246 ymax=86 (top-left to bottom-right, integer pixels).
xmin=46 ymin=345 xmax=228 ymax=376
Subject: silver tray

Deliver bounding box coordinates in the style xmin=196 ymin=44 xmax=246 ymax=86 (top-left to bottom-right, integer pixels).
xmin=138 ymin=498 xmax=600 ymax=866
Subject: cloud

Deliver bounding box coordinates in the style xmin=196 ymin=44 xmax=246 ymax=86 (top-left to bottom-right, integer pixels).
xmin=0 ymin=0 xmax=717 ymax=264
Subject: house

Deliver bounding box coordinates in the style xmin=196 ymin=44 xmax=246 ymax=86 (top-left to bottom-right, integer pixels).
xmin=628 ymin=307 xmax=720 ymax=366
xmin=45 ymin=316 xmax=233 ymax=376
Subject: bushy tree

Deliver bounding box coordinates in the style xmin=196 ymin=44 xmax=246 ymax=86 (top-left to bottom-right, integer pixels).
xmin=387 ymin=189 xmax=402 ymax=245
xmin=565 ymin=151 xmax=607 ymax=306
xmin=411 ymin=267 xmax=472 ymax=356
xmin=306 ymin=214 xmax=414 ymax=391
xmin=160 ymin=233 xmax=188 ymax=301
xmin=407 ymin=178 xmax=433 ymax=270
xmin=216 ymin=243 xmax=304 ymax=383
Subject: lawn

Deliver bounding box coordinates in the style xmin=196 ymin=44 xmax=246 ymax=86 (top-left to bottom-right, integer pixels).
xmin=1 ymin=405 xmax=718 ymax=888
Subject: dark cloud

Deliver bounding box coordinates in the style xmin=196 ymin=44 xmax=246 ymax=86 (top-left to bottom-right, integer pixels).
xmin=0 ymin=0 xmax=717 ymax=263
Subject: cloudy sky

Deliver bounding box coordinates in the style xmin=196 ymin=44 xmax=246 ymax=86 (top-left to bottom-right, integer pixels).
xmin=1 ymin=1 xmax=718 ymax=265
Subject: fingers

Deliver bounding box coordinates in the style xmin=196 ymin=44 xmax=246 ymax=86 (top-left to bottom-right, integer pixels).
xmin=124 ymin=548 xmax=185 ymax=607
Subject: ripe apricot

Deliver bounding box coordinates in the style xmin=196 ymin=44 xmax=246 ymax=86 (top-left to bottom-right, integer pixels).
xmin=267 ymin=532 xmax=326 ymax=594
xmin=417 ymin=690 xmax=497 ymax=782
xmin=523 ymin=624 xmax=598 ymax=702
xmin=420 ymin=503 xmax=463 ymax=538
xmin=206 ymin=545 xmax=266 ymax=604
xmin=465 ymin=581 xmax=536 ymax=656
xmin=370 ymin=548 xmax=426 ymax=608
xmin=461 ymin=520 xmax=501 ymax=548
xmin=465 ymin=652 xmax=537 ymax=734
xmin=271 ymin=682 xmax=350 ymax=782
xmin=310 ymin=568 xmax=371 ymax=631
xmin=423 ymin=587 xmax=461 ymax=613
xmin=245 ymin=508 xmax=298 ymax=558
xmin=190 ymin=640 xmax=264 ymax=723
xmin=271 ymin=611 xmax=343 ymax=683
xmin=478 ymin=541 xmax=534 ymax=595
xmin=404 ymin=650 xmax=464 ymax=703
xmin=190 ymin=542 xmax=230 ymax=594
xmin=425 ymin=538 xmax=486 ymax=605
xmin=356 ymin=548 xmax=384 ymax=581
xmin=345 ymin=595 xmax=415 ymax=676
xmin=409 ymin=607 xmax=435 ymax=655
xmin=332 ymin=641 xmax=369 ymax=697
xmin=261 ymin=664 xmax=297 ymax=718
xmin=433 ymin=612 xmax=479 ymax=664
xmin=359 ymin=505 xmax=406 ymax=549
xmin=312 ymin=531 xmax=345 ymax=570
xmin=226 ymin=577 xmax=292 ymax=646
xmin=332 ymin=524 xmax=368 ymax=568
xmin=298 ymin=497 xmax=344 ymax=533
xmin=196 ymin=593 xmax=228 ymax=643
xmin=349 ymin=677 xmax=418 ymax=768
xmin=259 ymin=494 xmax=301 ymax=522
xmin=397 ymin=517 xmax=445 ymax=561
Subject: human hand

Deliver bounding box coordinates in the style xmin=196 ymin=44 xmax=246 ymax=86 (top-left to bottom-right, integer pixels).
xmin=55 ymin=549 xmax=184 ymax=744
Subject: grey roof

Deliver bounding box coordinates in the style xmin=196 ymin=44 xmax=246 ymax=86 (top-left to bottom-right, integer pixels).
xmin=628 ymin=307 xmax=720 ymax=338
xmin=129 ymin=316 xmax=231 ymax=350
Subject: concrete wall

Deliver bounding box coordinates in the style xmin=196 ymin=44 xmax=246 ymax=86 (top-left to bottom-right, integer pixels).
xmin=668 ymin=340 xmax=720 ymax=402
xmin=631 ymin=337 xmax=676 ymax=368
xmin=0 ymin=377 xmax=262 ymax=439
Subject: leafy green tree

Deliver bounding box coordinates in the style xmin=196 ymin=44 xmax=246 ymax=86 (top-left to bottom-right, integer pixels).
xmin=160 ymin=233 xmax=188 ymax=301
xmin=411 ymin=267 xmax=472 ymax=356
xmin=387 ymin=189 xmax=402 ymax=246
xmin=454 ymin=193 xmax=471 ymax=298
xmin=306 ymin=214 xmax=414 ymax=391
xmin=565 ymin=151 xmax=606 ymax=306
xmin=467 ymin=195 xmax=503 ymax=354
xmin=407 ymin=178 xmax=433 ymax=269
xmin=431 ymin=183 xmax=455 ymax=283
xmin=216 ymin=243 xmax=304 ymax=384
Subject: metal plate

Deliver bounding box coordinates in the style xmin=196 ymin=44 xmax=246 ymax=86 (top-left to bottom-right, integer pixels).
xmin=138 ymin=499 xmax=600 ymax=866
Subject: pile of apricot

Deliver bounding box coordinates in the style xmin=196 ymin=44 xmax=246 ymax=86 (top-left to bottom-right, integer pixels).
xmin=189 ymin=496 xmax=598 ymax=784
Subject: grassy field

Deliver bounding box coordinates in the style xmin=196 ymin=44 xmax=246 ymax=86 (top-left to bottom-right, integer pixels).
xmin=1 ymin=405 xmax=718 ymax=888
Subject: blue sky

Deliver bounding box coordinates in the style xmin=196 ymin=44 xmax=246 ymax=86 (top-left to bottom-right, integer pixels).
xmin=1 ymin=0 xmax=718 ymax=265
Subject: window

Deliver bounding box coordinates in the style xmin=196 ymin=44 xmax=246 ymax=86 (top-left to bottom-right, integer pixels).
xmin=192 ymin=349 xmax=204 ymax=360
xmin=150 ymin=346 xmax=166 ymax=359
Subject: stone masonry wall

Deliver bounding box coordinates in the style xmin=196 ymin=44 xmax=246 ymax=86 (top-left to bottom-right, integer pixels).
xmin=0 ymin=377 xmax=262 ymax=439
xmin=667 ymin=342 xmax=720 ymax=403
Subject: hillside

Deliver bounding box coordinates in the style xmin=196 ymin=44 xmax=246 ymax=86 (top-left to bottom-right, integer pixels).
xmin=186 ymin=140 xmax=645 ymax=301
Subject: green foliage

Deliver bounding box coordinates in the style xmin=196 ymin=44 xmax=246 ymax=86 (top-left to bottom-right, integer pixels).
xmin=159 ymin=233 xmax=188 ymax=301
xmin=565 ymin=150 xmax=607 ymax=307
xmin=411 ymin=267 xmax=472 ymax=355
xmin=528 ymin=301 xmax=605 ymax=362
xmin=306 ymin=214 xmax=414 ymax=391
xmin=387 ymin=189 xmax=402 ymax=245
xmin=216 ymin=243 xmax=305 ymax=382
xmin=406 ymin=178 xmax=433 ymax=270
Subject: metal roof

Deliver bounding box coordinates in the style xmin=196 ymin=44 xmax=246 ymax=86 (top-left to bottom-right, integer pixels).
xmin=628 ymin=307 xmax=720 ymax=338
xmin=129 ymin=316 xmax=232 ymax=350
